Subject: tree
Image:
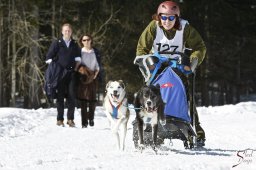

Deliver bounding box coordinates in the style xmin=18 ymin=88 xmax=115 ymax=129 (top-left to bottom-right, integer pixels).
xmin=0 ymin=0 xmax=255 ymax=108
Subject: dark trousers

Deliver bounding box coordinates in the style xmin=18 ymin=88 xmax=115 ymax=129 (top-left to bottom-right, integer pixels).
xmin=175 ymin=69 xmax=206 ymax=140
xmin=56 ymin=71 xmax=76 ymax=121
xmin=80 ymin=100 xmax=96 ymax=126
xmin=192 ymin=104 xmax=206 ymax=140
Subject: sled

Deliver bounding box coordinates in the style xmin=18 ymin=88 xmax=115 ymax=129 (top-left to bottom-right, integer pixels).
xmin=133 ymin=51 xmax=197 ymax=149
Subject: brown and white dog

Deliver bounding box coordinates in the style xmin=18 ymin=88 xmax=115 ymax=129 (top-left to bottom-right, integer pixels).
xmin=103 ymin=80 xmax=130 ymax=150
xmin=134 ymin=85 xmax=165 ymax=149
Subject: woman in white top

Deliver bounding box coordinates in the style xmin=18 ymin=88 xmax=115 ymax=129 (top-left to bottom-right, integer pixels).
xmin=76 ymin=34 xmax=100 ymax=128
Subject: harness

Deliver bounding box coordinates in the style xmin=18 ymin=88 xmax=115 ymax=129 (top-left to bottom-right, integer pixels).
xmin=109 ymin=98 xmax=124 ymax=119
xmin=140 ymin=105 xmax=159 ymax=123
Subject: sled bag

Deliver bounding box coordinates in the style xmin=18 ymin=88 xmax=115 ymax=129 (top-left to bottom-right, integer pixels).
xmin=153 ymin=67 xmax=191 ymax=122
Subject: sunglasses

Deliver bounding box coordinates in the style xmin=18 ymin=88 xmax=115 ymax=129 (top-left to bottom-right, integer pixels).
xmin=160 ymin=15 xmax=176 ymax=21
xmin=82 ymin=39 xmax=91 ymax=42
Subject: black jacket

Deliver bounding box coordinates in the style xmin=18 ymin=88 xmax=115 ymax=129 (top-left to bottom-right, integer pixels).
xmin=46 ymin=38 xmax=81 ymax=69
xmin=45 ymin=38 xmax=80 ymax=101
xmin=44 ymin=62 xmax=66 ymax=101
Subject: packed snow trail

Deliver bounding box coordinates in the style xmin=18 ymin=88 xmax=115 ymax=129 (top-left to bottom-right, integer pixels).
xmin=0 ymin=102 xmax=256 ymax=170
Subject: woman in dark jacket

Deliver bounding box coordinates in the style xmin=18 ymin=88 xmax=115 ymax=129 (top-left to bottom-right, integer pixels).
xmin=76 ymin=34 xmax=101 ymax=128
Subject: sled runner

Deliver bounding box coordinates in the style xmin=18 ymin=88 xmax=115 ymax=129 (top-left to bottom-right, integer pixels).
xmin=133 ymin=51 xmax=197 ymax=149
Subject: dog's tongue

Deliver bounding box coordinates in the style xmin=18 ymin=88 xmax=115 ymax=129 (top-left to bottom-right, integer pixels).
xmin=113 ymin=95 xmax=119 ymax=101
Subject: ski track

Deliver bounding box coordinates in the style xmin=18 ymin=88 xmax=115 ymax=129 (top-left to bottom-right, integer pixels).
xmin=0 ymin=102 xmax=256 ymax=170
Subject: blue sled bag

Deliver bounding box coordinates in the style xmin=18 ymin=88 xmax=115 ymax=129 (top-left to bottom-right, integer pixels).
xmin=153 ymin=67 xmax=191 ymax=122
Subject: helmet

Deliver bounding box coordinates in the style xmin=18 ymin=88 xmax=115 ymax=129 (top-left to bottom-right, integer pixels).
xmin=157 ymin=1 xmax=180 ymax=16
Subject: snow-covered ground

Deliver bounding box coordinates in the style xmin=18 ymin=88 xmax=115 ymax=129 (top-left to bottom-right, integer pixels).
xmin=0 ymin=102 xmax=256 ymax=170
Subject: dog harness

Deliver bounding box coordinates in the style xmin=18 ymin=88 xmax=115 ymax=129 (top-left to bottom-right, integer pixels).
xmin=109 ymin=98 xmax=124 ymax=119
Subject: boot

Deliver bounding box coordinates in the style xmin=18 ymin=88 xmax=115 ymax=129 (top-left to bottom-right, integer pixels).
xmin=82 ymin=121 xmax=88 ymax=128
xmin=197 ymin=138 xmax=205 ymax=147
xmin=56 ymin=120 xmax=64 ymax=127
xmin=67 ymin=120 xmax=75 ymax=127
xmin=89 ymin=120 xmax=94 ymax=127
xmin=82 ymin=124 xmax=88 ymax=128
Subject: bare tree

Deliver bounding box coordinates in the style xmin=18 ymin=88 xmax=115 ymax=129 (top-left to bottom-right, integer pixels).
xmin=1 ymin=0 xmax=46 ymax=108
xmin=0 ymin=4 xmax=3 ymax=106
xmin=10 ymin=0 xmax=17 ymax=107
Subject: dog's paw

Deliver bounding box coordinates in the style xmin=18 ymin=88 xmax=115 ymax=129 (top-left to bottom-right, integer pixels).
xmin=151 ymin=144 xmax=159 ymax=154
xmin=151 ymin=143 xmax=156 ymax=150
xmin=143 ymin=124 xmax=147 ymax=130
xmin=138 ymin=144 xmax=145 ymax=151
xmin=160 ymin=119 xmax=166 ymax=126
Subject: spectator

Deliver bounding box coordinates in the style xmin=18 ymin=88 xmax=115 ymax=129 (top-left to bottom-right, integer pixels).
xmin=46 ymin=23 xmax=81 ymax=127
xmin=76 ymin=34 xmax=101 ymax=128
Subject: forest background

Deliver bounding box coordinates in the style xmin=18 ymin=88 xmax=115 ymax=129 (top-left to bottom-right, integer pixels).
xmin=0 ymin=0 xmax=255 ymax=108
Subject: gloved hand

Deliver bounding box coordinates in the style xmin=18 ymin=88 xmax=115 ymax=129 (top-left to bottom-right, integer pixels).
xmin=45 ymin=59 xmax=52 ymax=64
xmin=177 ymin=64 xmax=192 ymax=75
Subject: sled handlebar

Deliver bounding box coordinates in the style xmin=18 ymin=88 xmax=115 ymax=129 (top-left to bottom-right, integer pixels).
xmin=133 ymin=51 xmax=192 ymax=85
xmin=134 ymin=51 xmax=191 ymax=69
xmin=146 ymin=51 xmax=190 ymax=68
xmin=158 ymin=51 xmax=189 ymax=61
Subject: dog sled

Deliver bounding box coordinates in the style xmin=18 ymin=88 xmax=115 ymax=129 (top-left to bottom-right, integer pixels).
xmin=132 ymin=51 xmax=197 ymax=149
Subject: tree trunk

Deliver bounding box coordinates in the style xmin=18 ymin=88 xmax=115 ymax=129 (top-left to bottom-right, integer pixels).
xmin=236 ymin=57 xmax=241 ymax=103
xmin=0 ymin=8 xmax=2 ymax=106
xmin=5 ymin=0 xmax=11 ymax=107
xmin=11 ymin=36 xmax=17 ymax=107
xmin=25 ymin=5 xmax=41 ymax=108
xmin=51 ymin=0 xmax=56 ymax=38
xmin=201 ymin=4 xmax=210 ymax=106
xmin=10 ymin=0 xmax=17 ymax=106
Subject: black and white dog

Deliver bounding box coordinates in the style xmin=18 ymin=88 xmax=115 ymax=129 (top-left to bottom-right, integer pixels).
xmin=134 ymin=85 xmax=165 ymax=148
xmin=103 ymin=80 xmax=130 ymax=151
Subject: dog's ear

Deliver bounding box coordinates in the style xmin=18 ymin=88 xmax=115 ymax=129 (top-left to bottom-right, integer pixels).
xmin=155 ymin=84 xmax=162 ymax=95
xmin=154 ymin=84 xmax=160 ymax=89
xmin=118 ymin=80 xmax=125 ymax=89
xmin=106 ymin=80 xmax=113 ymax=90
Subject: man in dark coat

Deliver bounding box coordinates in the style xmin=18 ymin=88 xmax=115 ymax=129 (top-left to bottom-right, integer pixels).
xmin=46 ymin=23 xmax=81 ymax=127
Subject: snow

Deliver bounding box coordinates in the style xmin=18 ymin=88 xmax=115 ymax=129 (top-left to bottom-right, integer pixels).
xmin=0 ymin=102 xmax=256 ymax=170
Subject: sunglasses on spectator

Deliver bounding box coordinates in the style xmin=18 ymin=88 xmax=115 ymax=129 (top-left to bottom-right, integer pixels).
xmin=82 ymin=39 xmax=91 ymax=42
xmin=160 ymin=15 xmax=176 ymax=21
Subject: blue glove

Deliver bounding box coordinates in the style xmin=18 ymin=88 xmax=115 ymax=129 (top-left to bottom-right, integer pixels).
xmin=177 ymin=65 xmax=192 ymax=75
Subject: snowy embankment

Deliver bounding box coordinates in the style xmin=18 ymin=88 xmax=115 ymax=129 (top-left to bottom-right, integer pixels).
xmin=0 ymin=102 xmax=256 ymax=170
